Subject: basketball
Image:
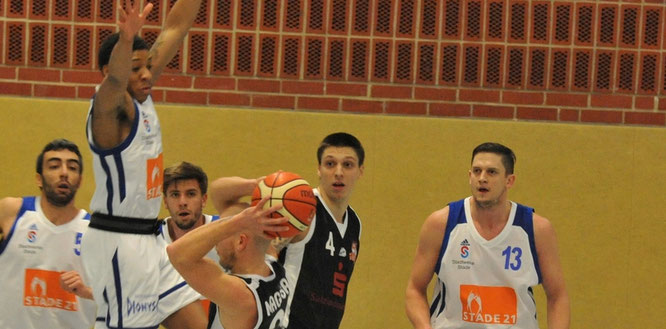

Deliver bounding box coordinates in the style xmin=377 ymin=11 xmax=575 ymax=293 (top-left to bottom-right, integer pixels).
xmin=251 ymin=171 xmax=317 ymax=238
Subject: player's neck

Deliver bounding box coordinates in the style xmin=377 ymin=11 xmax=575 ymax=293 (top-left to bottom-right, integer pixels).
xmin=232 ymin=254 xmax=270 ymax=277
xmin=470 ymin=198 xmax=511 ymax=235
xmin=40 ymin=197 xmax=79 ymax=226
xmin=318 ymin=190 xmax=348 ymax=223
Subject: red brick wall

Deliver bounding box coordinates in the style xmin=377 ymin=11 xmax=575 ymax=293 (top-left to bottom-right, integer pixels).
xmin=1 ymin=0 xmax=666 ymax=126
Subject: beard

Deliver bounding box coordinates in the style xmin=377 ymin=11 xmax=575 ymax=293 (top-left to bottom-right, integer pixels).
xmin=42 ymin=179 xmax=77 ymax=207
xmin=174 ymin=213 xmax=202 ymax=230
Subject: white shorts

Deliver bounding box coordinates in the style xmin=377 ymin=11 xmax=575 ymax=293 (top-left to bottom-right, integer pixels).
xmin=80 ymin=227 xmax=200 ymax=328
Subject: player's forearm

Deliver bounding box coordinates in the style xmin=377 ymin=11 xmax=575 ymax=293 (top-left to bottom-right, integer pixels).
xmin=547 ymin=292 xmax=570 ymax=329
xmin=163 ymin=0 xmax=202 ymax=38
xmin=167 ymin=219 xmax=236 ymax=266
xmin=405 ymin=287 xmax=434 ymax=329
xmin=78 ymin=286 xmax=94 ymax=300
xmin=104 ymin=35 xmax=133 ymax=89
xmin=210 ymin=176 xmax=255 ymax=212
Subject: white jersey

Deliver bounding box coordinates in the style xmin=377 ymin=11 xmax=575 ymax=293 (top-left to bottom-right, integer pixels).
xmin=0 ymin=196 xmax=96 ymax=329
xmin=86 ymin=95 xmax=163 ymax=218
xmin=162 ymin=214 xmax=221 ymax=263
xmin=430 ymin=197 xmax=541 ymax=329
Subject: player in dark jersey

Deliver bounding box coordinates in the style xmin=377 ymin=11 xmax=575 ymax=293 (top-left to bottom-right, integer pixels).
xmin=276 ymin=132 xmax=365 ymax=329
xmin=167 ymin=178 xmax=291 ymax=329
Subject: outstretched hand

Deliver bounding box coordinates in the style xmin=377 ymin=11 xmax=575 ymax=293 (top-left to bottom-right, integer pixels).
xmin=118 ymin=0 xmax=153 ymax=41
xmin=233 ymin=196 xmax=288 ymax=239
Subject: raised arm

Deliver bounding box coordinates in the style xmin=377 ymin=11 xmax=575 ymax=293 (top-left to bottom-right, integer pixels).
xmin=209 ymin=176 xmax=260 ymax=217
xmin=533 ymin=214 xmax=570 ymax=329
xmin=91 ymin=0 xmax=153 ymax=149
xmin=166 ymin=197 xmax=286 ymax=308
xmin=405 ymin=207 xmax=448 ymax=329
xmin=148 ymin=0 xmax=203 ymax=81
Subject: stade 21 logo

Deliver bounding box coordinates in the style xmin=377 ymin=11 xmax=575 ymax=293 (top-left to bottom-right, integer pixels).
xmin=23 ymin=269 xmax=78 ymax=311
xmin=146 ymin=153 xmax=164 ymax=200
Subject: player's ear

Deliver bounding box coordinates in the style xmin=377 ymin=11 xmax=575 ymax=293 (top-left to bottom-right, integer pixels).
xmin=35 ymin=173 xmax=43 ymax=190
xmin=201 ymin=193 xmax=207 ymax=207
xmin=237 ymin=234 xmax=248 ymax=251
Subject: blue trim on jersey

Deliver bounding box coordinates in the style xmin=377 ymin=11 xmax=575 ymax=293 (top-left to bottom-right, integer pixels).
xmin=112 ymin=249 xmax=124 ymax=328
xmin=83 ymin=212 xmax=91 ymax=220
xmin=87 ymin=98 xmax=141 ymax=155
xmin=513 ymin=204 xmax=542 ymax=283
xmin=114 ymin=153 xmax=127 ymax=203
xmin=0 ymin=196 xmax=36 ymax=255
xmin=429 ymin=281 xmax=446 ymax=317
xmin=100 ymin=156 xmax=115 ymax=215
xmin=211 ymin=215 xmax=220 ymax=222
xmin=434 ymin=199 xmax=465 ymax=274
xmin=87 ymin=97 xmax=142 ymax=215
xmin=158 ymin=281 xmax=187 ymax=300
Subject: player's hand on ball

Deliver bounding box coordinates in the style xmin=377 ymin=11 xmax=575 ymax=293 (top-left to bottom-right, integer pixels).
xmin=238 ymin=195 xmax=288 ymax=239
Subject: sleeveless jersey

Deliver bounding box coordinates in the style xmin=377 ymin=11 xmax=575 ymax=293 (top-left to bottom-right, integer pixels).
xmin=86 ymin=95 xmax=163 ymax=218
xmin=279 ymin=189 xmax=361 ymax=329
xmin=430 ymin=197 xmax=541 ymax=329
xmin=0 ymin=197 xmax=96 ymax=329
xmin=208 ymin=259 xmax=290 ymax=329
xmin=162 ymin=214 xmax=221 ymax=263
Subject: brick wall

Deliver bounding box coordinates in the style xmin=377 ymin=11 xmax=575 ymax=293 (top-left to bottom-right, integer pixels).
xmin=1 ymin=0 xmax=666 ymax=126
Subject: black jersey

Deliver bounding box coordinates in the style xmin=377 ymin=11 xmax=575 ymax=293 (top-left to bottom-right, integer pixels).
xmin=208 ymin=259 xmax=290 ymax=329
xmin=279 ymin=192 xmax=361 ymax=329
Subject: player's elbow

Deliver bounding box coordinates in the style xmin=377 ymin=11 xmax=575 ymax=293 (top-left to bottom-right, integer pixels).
xmin=166 ymin=244 xmax=185 ymax=269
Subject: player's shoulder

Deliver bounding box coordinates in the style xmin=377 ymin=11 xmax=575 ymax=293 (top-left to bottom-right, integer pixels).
xmin=0 ymin=197 xmax=24 ymax=232
xmin=0 ymin=197 xmax=23 ymax=218
xmin=424 ymin=205 xmax=450 ymax=232
xmin=531 ymin=212 xmax=557 ymax=238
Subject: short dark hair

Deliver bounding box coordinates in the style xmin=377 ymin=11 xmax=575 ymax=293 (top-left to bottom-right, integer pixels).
xmin=98 ymin=33 xmax=150 ymax=71
xmin=163 ymin=162 xmax=208 ymax=195
xmin=472 ymin=142 xmax=516 ymax=175
xmin=36 ymin=139 xmax=83 ymax=175
xmin=317 ymin=132 xmax=365 ymax=166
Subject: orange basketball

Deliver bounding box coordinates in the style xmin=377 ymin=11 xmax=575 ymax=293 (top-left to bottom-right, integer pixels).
xmin=251 ymin=171 xmax=317 ymax=238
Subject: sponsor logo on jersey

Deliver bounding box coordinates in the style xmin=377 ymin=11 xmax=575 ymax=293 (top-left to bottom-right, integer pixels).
xmin=460 ymin=239 xmax=470 ymax=258
xmin=126 ymin=296 xmax=158 ymax=317
xmin=23 ymin=269 xmax=79 ymax=311
xmin=27 ymin=230 xmax=37 ymax=243
xmin=146 ymin=153 xmax=163 ymax=200
xmin=349 ymin=241 xmax=358 ymax=262
xmin=264 ymin=278 xmax=290 ymax=317
xmin=29 ymin=223 xmax=38 ymax=230
xmin=459 ymin=285 xmax=517 ymax=325
xmin=338 ymin=247 xmax=347 ymax=257
xmin=143 ymin=119 xmax=151 ymax=133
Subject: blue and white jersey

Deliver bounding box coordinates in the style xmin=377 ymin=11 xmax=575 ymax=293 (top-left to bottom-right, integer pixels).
xmin=162 ymin=214 xmax=221 ymax=263
xmin=0 ymin=196 xmax=96 ymax=329
xmin=86 ymin=95 xmax=163 ymax=218
xmin=430 ymin=197 xmax=541 ymax=329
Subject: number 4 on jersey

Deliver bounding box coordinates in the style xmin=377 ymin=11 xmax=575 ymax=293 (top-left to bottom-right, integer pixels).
xmin=325 ymin=232 xmax=335 ymax=256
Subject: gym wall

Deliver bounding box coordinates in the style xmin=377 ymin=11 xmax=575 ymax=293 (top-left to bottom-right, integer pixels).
xmin=1 ymin=96 xmax=664 ymax=328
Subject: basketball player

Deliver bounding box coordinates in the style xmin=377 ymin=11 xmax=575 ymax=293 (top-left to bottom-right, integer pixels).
xmin=405 ymin=142 xmax=570 ymax=329
xmin=0 ymin=139 xmax=96 ymax=329
xmin=167 ymin=187 xmax=291 ymax=329
xmin=275 ymin=132 xmax=365 ymax=329
xmin=162 ymin=162 xmax=219 ymax=262
xmin=80 ymin=0 xmax=206 ymax=328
